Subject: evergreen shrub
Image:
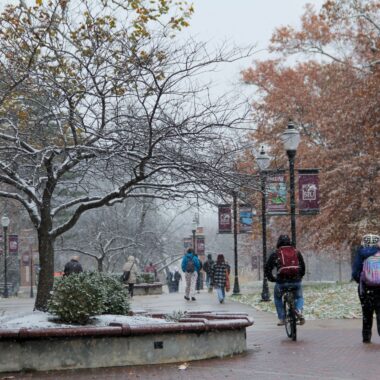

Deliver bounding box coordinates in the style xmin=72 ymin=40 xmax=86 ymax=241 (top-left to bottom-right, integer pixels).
xmin=96 ymin=272 xmax=131 ymax=315
xmin=48 ymin=272 xmax=130 ymax=324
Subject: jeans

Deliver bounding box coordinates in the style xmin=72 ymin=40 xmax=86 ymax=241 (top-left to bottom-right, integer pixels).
xmin=216 ymin=286 xmax=225 ymax=302
xmin=274 ymin=282 xmax=304 ymax=320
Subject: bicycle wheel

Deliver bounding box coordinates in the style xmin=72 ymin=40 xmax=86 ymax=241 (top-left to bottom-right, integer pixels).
xmin=284 ymin=294 xmax=297 ymax=341
xmin=283 ymin=296 xmax=292 ymax=338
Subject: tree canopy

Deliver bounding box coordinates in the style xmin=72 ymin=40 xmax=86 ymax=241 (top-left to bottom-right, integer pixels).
xmin=242 ymin=0 xmax=380 ymax=249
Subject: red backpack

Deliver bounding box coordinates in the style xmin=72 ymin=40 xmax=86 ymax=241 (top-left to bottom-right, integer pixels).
xmin=277 ymin=246 xmax=299 ymax=278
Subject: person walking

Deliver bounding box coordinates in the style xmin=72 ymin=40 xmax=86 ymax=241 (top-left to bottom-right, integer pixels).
xmin=173 ymin=266 xmax=182 ymax=292
xmin=211 ymin=254 xmax=230 ymax=304
xmin=265 ymin=234 xmax=306 ymax=326
xmin=203 ymin=254 xmax=215 ymax=292
xmin=195 ymin=253 xmax=203 ymax=293
xmin=63 ymin=255 xmax=83 ymax=276
xmin=166 ymin=268 xmax=176 ymax=293
xmin=352 ymin=234 xmax=380 ymax=343
xmin=181 ymin=248 xmax=200 ymax=301
xmin=122 ymin=255 xmax=139 ymax=298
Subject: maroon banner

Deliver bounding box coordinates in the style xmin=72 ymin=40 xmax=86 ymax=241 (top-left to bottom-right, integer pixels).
xmin=196 ymin=236 xmax=205 ymax=256
xmin=298 ymin=169 xmax=320 ymax=214
xmin=266 ymin=172 xmax=287 ymax=215
xmin=218 ymin=204 xmax=232 ymax=233
xmin=0 ymin=234 xmax=18 ymax=255
xmin=9 ymin=234 xmax=18 ymax=255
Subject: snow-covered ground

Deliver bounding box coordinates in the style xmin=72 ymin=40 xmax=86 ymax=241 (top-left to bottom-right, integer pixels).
xmin=0 ymin=312 xmax=172 ymax=330
xmin=238 ymin=282 xmax=362 ymax=320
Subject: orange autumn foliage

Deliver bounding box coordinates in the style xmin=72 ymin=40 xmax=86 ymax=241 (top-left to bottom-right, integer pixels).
xmin=242 ymin=0 xmax=380 ymax=250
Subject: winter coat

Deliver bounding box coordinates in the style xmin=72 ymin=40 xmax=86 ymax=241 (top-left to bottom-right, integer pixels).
xmin=63 ymin=259 xmax=83 ymax=276
xmin=181 ymin=253 xmax=201 ymax=273
xmin=203 ymin=259 xmax=215 ymax=275
xmin=122 ymin=256 xmax=139 ymax=284
xmin=211 ymin=262 xmax=230 ymax=288
xmin=265 ymin=248 xmax=305 ymax=284
xmin=352 ymin=246 xmax=379 ymax=283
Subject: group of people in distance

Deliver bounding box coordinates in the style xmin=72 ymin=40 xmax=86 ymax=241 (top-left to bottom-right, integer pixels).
xmin=181 ymin=249 xmax=230 ymax=303
xmin=62 ymin=231 xmax=380 ymax=344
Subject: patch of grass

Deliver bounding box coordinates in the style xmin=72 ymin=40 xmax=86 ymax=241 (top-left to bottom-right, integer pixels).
xmin=237 ymin=282 xmax=362 ymax=320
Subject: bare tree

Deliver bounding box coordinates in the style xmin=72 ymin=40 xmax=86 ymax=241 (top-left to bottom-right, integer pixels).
xmin=0 ymin=1 xmax=253 ymax=309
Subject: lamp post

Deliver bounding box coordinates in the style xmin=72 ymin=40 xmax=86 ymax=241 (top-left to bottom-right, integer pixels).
xmin=2 ymin=215 xmax=10 ymax=298
xmin=232 ymin=191 xmax=240 ymax=295
xmin=281 ymin=120 xmax=301 ymax=247
xmin=191 ymin=216 xmax=197 ymax=253
xmin=256 ymin=146 xmax=271 ymax=301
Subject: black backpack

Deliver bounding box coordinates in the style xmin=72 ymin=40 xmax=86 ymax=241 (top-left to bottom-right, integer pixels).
xmin=186 ymin=256 xmax=195 ymax=273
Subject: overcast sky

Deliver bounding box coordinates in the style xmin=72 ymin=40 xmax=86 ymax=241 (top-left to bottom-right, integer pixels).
xmin=181 ymin=0 xmax=325 ymax=94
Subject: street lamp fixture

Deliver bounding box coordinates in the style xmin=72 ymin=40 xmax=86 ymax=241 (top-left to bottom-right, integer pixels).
xmin=256 ymin=146 xmax=271 ymax=302
xmin=2 ymin=215 xmax=10 ymax=298
xmin=281 ymin=120 xmax=301 ymax=247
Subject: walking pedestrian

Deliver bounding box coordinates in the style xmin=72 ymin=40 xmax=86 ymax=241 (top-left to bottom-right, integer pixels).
xmin=173 ymin=266 xmax=182 ymax=292
xmin=122 ymin=255 xmax=139 ymax=298
xmin=352 ymin=233 xmax=380 ymax=343
xmin=211 ymin=254 xmax=230 ymax=304
xmin=203 ymin=254 xmax=215 ymax=292
xmin=166 ymin=268 xmax=176 ymax=293
xmin=63 ymin=255 xmax=83 ymax=276
xmin=181 ymin=248 xmax=200 ymax=301
xmin=195 ymin=253 xmax=203 ymax=293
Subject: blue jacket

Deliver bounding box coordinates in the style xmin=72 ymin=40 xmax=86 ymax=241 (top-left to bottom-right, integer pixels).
xmin=181 ymin=253 xmax=201 ymax=273
xmin=352 ymin=246 xmax=379 ymax=283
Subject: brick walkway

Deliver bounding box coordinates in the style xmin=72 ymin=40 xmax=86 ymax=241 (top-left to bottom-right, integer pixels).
xmin=3 ymin=289 xmax=380 ymax=380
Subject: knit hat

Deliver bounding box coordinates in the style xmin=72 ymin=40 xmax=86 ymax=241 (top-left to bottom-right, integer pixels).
xmin=361 ymin=234 xmax=380 ymax=247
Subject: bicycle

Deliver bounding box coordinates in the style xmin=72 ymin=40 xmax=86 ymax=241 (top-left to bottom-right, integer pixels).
xmin=282 ymin=286 xmax=298 ymax=341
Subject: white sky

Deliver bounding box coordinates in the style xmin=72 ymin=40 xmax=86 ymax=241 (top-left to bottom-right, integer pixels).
xmin=181 ymin=0 xmax=325 ymax=94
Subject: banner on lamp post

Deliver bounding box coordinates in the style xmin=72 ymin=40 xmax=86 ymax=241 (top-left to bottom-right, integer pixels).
xmin=9 ymin=234 xmax=18 ymax=255
xmin=218 ymin=204 xmax=232 ymax=233
xmin=266 ymin=171 xmax=287 ymax=215
xmin=298 ymin=169 xmax=320 ymax=215
xmin=196 ymin=236 xmax=205 ymax=256
xmin=183 ymin=237 xmax=192 ymax=251
xmin=239 ymin=204 xmax=254 ymax=233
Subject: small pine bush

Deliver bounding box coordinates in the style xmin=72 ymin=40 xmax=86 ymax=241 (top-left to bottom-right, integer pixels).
xmin=48 ymin=272 xmax=106 ymax=325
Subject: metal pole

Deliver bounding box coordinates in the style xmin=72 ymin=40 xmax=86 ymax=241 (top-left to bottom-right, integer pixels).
xmin=232 ymin=192 xmax=240 ymax=295
xmin=192 ymin=229 xmax=196 ymax=254
xmin=30 ymin=245 xmax=34 ymax=298
xmin=261 ymin=172 xmax=270 ymax=301
xmin=287 ymin=150 xmax=297 ymax=247
xmin=3 ymin=225 xmax=8 ymax=298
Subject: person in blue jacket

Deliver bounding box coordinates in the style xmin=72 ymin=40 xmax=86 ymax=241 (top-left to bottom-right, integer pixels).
xmin=352 ymin=234 xmax=380 ymax=343
xmin=181 ymin=248 xmax=201 ymax=301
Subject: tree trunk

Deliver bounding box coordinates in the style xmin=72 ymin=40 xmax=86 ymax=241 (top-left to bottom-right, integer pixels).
xmin=98 ymin=258 xmax=103 ymax=272
xmin=35 ymin=227 xmax=55 ymax=311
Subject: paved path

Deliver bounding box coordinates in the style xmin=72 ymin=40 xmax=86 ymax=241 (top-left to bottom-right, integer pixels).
xmin=1 ymin=289 xmax=380 ymax=380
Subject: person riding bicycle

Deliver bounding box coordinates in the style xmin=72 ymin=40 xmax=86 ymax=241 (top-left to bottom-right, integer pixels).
xmin=265 ymin=234 xmax=306 ymax=326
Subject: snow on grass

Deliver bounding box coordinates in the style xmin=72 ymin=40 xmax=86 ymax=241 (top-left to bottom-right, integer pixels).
xmin=237 ymin=282 xmax=362 ymax=320
xmin=0 ymin=312 xmax=172 ymax=330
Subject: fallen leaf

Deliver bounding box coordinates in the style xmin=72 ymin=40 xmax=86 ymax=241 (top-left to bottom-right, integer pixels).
xmin=178 ymin=362 xmax=189 ymax=370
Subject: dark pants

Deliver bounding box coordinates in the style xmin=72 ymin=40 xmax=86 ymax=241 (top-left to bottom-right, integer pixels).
xmin=128 ymin=283 xmax=134 ymax=298
xmin=358 ymin=286 xmax=380 ymax=341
